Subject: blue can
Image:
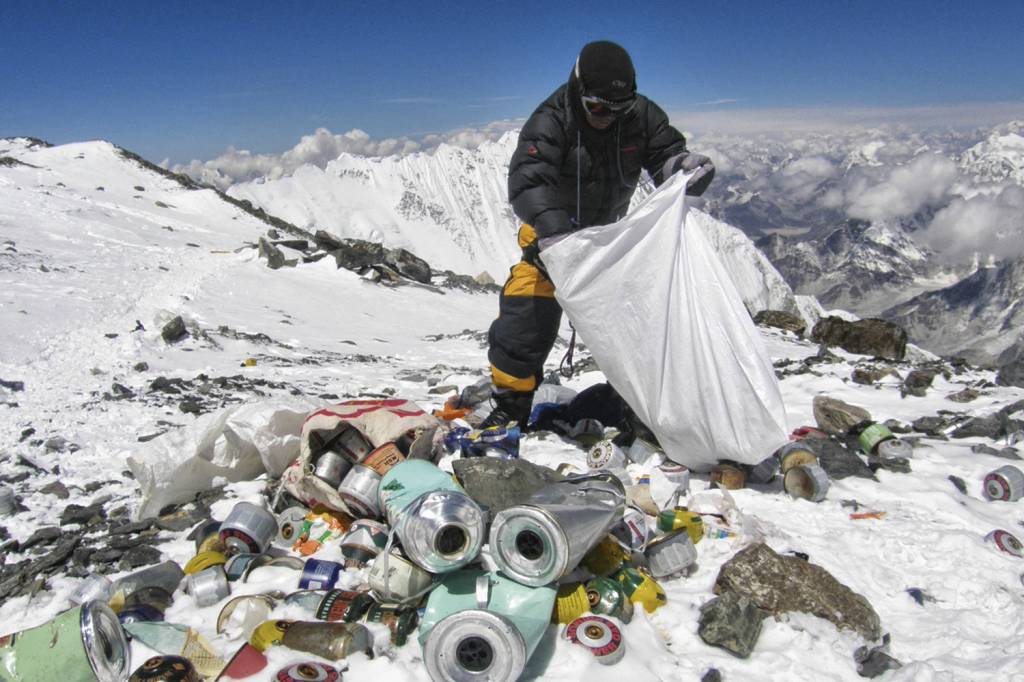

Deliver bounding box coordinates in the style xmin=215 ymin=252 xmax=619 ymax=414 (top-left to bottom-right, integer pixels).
xmin=299 ymin=559 xmax=343 ymax=590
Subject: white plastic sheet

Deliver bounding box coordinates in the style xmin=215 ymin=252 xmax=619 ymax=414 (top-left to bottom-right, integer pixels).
xmin=541 ymin=172 xmax=789 ymax=470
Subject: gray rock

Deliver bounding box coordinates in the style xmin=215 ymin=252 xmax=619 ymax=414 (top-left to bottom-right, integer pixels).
xmin=258 ymin=237 xmax=295 ymax=270
xmin=452 ymin=458 xmax=564 ymax=514
xmin=40 ymin=481 xmax=70 ymax=499
xmin=698 ymin=590 xmax=765 ymax=658
xmin=179 ymin=399 xmax=202 ymax=414
xmin=332 ymin=239 xmax=386 ymax=272
xmin=855 ymin=637 xmax=902 ymax=678
xmin=273 ymin=239 xmax=309 ymax=251
xmin=161 ymin=316 xmax=188 ymax=344
xmin=997 ymin=356 xmax=1024 ymax=388
xmin=754 ymin=310 xmax=806 ymax=336
xmin=901 ymin=369 xmax=937 ymax=397
xmin=313 ymin=229 xmax=345 ymax=251
xmin=44 ymin=435 xmax=72 ymax=452
xmin=700 ymin=670 xmax=722 ymax=682
xmin=133 ymin=361 xmax=150 ymax=372
xmin=851 ymin=366 xmax=901 ymax=386
xmin=948 ymin=475 xmax=967 ymax=494
xmin=952 ymin=415 xmax=1004 ymax=439
xmin=60 ymin=503 xmax=106 ymax=527
xmin=715 ymin=543 xmax=882 ymax=641
xmin=90 ymin=548 xmax=125 ymax=564
xmin=946 ymin=388 xmax=980 ymax=403
xmin=811 ymin=317 xmax=907 ymax=361
xmin=813 ymin=396 xmax=872 ymax=435
xmin=110 ymin=518 xmax=156 ymax=535
xmin=21 ymin=526 xmax=62 ymax=550
xmin=119 ymin=545 xmax=162 ymax=569
xmin=803 ymin=438 xmax=875 ymax=480
xmin=912 ymin=416 xmax=952 ymax=436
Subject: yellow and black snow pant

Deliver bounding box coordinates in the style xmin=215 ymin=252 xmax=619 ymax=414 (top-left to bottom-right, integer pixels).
xmin=487 ymin=225 xmax=563 ymax=393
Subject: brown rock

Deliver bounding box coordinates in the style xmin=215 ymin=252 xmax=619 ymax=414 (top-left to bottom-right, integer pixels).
xmin=754 ymin=310 xmax=806 ymax=336
xmin=813 ymin=396 xmax=872 ymax=435
xmin=811 ymin=317 xmax=907 ymax=361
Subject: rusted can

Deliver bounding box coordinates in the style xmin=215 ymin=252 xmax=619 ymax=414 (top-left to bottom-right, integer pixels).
xmin=363 ymin=602 xmax=419 ymax=646
xmin=361 ymin=442 xmax=406 ymax=476
xmin=987 ymin=529 xmax=1023 ymax=558
xmin=274 ymin=662 xmax=340 ymax=682
xmin=710 ymin=463 xmax=747 ymax=490
xmin=299 ymin=559 xmax=342 ymax=591
xmin=280 ymin=622 xmax=372 ymax=661
xmin=312 ymin=451 xmax=352 ymax=489
xmin=184 ymin=551 xmax=227 ymax=576
xmin=645 ymin=528 xmax=698 ymax=579
xmin=0 ymin=600 xmax=131 ymax=682
xmin=586 ymin=577 xmax=633 ymax=623
xmin=185 ymin=566 xmax=230 ymax=607
xmin=367 ymin=549 xmax=434 ymax=603
xmin=338 ymin=464 xmax=382 ymax=519
xmin=984 ymin=465 xmax=1024 ymax=502
xmin=128 ymin=655 xmax=199 ymax=681
xmin=339 ymin=518 xmax=389 ymax=568
xmin=564 ymin=615 xmax=625 ymax=665
xmin=314 ymin=590 xmax=368 ymax=622
xmin=777 ymin=442 xmax=819 ymax=473
xmin=783 ymin=464 xmax=830 ymax=502
xmin=220 ymin=502 xmax=277 ymax=555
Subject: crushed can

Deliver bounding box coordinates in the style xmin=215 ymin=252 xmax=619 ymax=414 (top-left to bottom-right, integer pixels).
xmin=585 ymin=577 xmax=633 ymax=623
xmin=419 ymin=569 xmax=556 ymax=682
xmin=564 ymin=615 xmax=625 ymax=665
xmin=299 ymin=559 xmax=343 ymax=591
xmin=615 ymin=566 xmax=667 ymax=613
xmin=118 ymin=605 xmax=165 ymax=626
xmin=656 ymin=507 xmax=703 ymax=545
xmin=315 ymin=590 xmax=369 ymax=622
xmin=280 ymin=622 xmax=372 ymax=661
xmin=984 ymin=465 xmax=1024 ymax=502
xmin=224 ymin=553 xmax=261 ymax=582
xmin=0 ymin=600 xmax=130 ymax=682
xmin=489 ymin=473 xmax=626 ymax=587
xmin=339 ymin=519 xmax=389 ymax=568
xmin=363 ymin=602 xmax=419 ymax=646
xmin=777 ymin=441 xmax=819 ymax=473
xmin=338 ymin=464 xmax=382 ymax=519
xmin=378 ymin=459 xmax=485 ymax=573
xmin=220 ymin=502 xmax=277 ymax=555
xmin=986 ymin=530 xmax=1023 ymax=558
xmin=368 ymin=548 xmax=434 ymax=603
xmin=783 ymin=464 xmax=830 ymax=502
xmin=627 ymin=438 xmax=661 ymax=464
xmin=610 ymin=507 xmax=651 ymax=552
xmin=875 ymin=437 xmax=913 ymax=460
xmin=710 ymin=463 xmax=746 ymax=490
xmin=274 ymin=662 xmax=340 ymax=682
xmin=312 ymin=450 xmax=352 ymax=489
xmin=361 ymin=442 xmax=406 ymax=477
xmin=185 ymin=566 xmax=230 ymax=607
xmin=69 ymin=573 xmax=114 ymax=606
xmin=275 ymin=506 xmax=310 ymax=549
xmin=644 ymin=528 xmax=698 ymax=579
xmin=184 ymin=551 xmax=227 ymax=576
xmin=216 ymin=594 xmax=279 ymax=639
xmin=552 ymin=583 xmax=590 ymax=624
xmin=128 ymin=655 xmax=199 ymax=681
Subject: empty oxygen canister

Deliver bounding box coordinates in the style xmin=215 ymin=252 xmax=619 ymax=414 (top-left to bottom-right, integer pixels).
xmin=420 ymin=569 xmax=556 ymax=682
xmin=338 ymin=464 xmax=382 ymax=518
xmin=185 ymin=566 xmax=230 ymax=607
xmin=339 ymin=518 xmax=389 ymax=567
xmin=378 ymin=459 xmax=485 ymax=573
xmin=615 ymin=566 xmax=667 ymax=613
xmin=581 ymin=534 xmax=627 ymax=577
xmin=748 ymin=455 xmax=780 ymax=484
xmin=189 ymin=519 xmax=222 ymax=553
xmin=784 ymin=464 xmax=830 ymax=502
xmin=368 ymin=548 xmax=434 ymax=602
xmin=984 ymin=465 xmax=1024 ymax=502
xmin=0 ymin=600 xmax=131 ymax=682
xmin=644 ymin=528 xmax=698 ymax=579
xmin=489 ymin=473 xmax=626 ymax=587
xmin=250 ymin=620 xmax=291 ymax=652
xmin=777 ymin=441 xmax=818 ymax=473
xmin=312 ymin=451 xmax=351 ymax=489
xmin=274 ymin=662 xmax=340 ymax=682
xmin=858 ymin=422 xmax=911 ymax=458
xmin=280 ymin=621 xmax=372 ymax=661
xmin=220 ymin=501 xmax=277 ymax=555
xmin=564 ymin=615 xmax=626 ymax=665
xmin=128 ymin=655 xmax=199 ymax=682
xmin=553 ymin=583 xmax=589 ymax=624
xmin=112 ymin=561 xmax=185 ymax=598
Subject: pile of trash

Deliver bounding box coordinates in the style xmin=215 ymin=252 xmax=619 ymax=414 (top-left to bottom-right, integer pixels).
xmin=1 ymin=386 xmax=1021 ymax=682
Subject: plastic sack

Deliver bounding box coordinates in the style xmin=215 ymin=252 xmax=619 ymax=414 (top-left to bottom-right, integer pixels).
xmin=540 ymin=171 xmax=789 ymax=470
xmin=127 ymin=397 xmax=317 ymax=520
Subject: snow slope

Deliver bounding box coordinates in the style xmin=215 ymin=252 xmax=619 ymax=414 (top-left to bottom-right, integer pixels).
xmin=2 ymin=139 xmax=1024 ymax=681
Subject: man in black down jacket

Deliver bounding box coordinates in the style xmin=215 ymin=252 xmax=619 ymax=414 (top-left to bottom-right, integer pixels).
xmin=482 ymin=40 xmax=715 ymax=429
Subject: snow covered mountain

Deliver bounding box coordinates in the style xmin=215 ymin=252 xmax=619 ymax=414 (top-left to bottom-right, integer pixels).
xmin=958 ymin=120 xmax=1024 ymax=185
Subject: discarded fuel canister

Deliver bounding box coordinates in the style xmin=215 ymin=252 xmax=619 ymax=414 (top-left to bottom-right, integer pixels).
xmin=224 ymin=553 xmax=261 ymax=582
xmin=783 ymin=464 xmax=830 ymax=502
xmin=112 ymin=561 xmax=185 ymax=600
xmin=644 ymin=528 xmax=698 ymax=579
xmin=128 ymin=655 xmax=199 ymax=682
xmin=338 ymin=464 xmax=382 ymax=519
xmin=615 ymin=566 xmax=667 ymax=613
xmin=0 ymin=600 xmax=130 ymax=682
xmin=0 ymin=485 xmax=16 ymax=517
xmin=312 ymin=450 xmax=352 ymax=489
xmin=329 ymin=424 xmax=375 ymax=464
xmin=275 ymin=506 xmax=310 ymax=549
xmin=315 ymin=590 xmax=366 ymax=622
xmin=69 ymin=573 xmax=114 ymax=606
xmin=656 ymin=507 xmax=703 ymax=544
xmin=250 ymin=620 xmax=292 ymax=652
xmin=581 ymin=534 xmax=627 ymax=577
xmin=220 ymin=501 xmax=278 ymax=555
xmin=748 ymin=455 xmax=781 ymax=484
xmin=185 ymin=566 xmax=230 ymax=607
xmin=875 ymin=437 xmax=913 ymax=460
xmin=184 ymin=551 xmax=227 ymax=576
xmin=274 ymin=662 xmax=340 ymax=682
xmin=379 ymin=459 xmax=486 ymax=573
xmin=364 ymin=602 xmax=419 ymax=646
xmin=610 ymin=507 xmax=650 ymax=552
xmin=564 ymin=615 xmax=625 ymax=666
xmin=124 ymin=587 xmax=174 ymax=614
xmin=987 ymin=529 xmax=1024 ymax=558
xmin=367 ymin=548 xmax=434 ymax=603
xmin=588 ymin=440 xmax=629 ymax=471
xmin=586 ymin=577 xmax=633 ymax=623
xmin=339 ymin=518 xmax=389 ymax=568
xmin=190 ymin=520 xmax=223 ymax=553
xmin=118 ymin=605 xmax=165 ymax=625
xmin=299 ymin=559 xmax=343 ymax=590
xmin=280 ymin=621 xmax=372 ymax=661
xmin=361 ymin=442 xmax=406 ymax=476
xmin=553 ymin=583 xmax=590 ymax=624
xmin=710 ymin=463 xmax=746 ymax=490
xmin=777 ymin=442 xmax=819 ymax=474
xmin=658 ymin=462 xmax=691 ymax=493
xmin=857 ymin=423 xmax=896 ymax=456
xmin=216 ymin=594 xmax=279 ymax=638
xmin=984 ymin=465 xmax=1024 ymax=502
xmin=489 ymin=473 xmax=626 ymax=587
xmin=420 ymin=570 xmax=556 ymax=682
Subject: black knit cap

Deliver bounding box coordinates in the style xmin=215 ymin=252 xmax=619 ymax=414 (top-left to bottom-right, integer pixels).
xmin=575 ymin=40 xmax=636 ymax=102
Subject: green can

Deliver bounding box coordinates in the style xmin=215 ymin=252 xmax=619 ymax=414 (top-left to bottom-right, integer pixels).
xmin=0 ymin=601 xmax=131 ymax=682
xmin=858 ymin=423 xmax=893 ymax=455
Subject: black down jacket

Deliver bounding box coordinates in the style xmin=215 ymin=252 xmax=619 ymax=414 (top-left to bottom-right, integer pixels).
xmin=508 ymin=72 xmax=689 ymax=239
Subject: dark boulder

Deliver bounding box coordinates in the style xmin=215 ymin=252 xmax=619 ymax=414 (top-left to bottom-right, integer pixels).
xmin=698 ymin=590 xmax=765 ymax=658
xmin=811 ymin=317 xmax=907 ymax=361
xmin=384 ymin=248 xmax=432 ymax=284
xmin=753 ymin=310 xmax=806 ymax=336
xmin=161 ymin=316 xmax=188 ymax=344
xmin=332 ymin=239 xmax=386 ymax=271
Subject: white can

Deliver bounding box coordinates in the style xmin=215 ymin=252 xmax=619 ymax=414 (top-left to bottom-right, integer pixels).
xmin=588 ymin=440 xmax=628 ymax=471
xmin=783 ymin=464 xmax=830 ymax=502
xmin=69 ymin=574 xmax=113 ymax=606
xmin=338 ymin=464 xmax=381 ymax=519
xmin=564 ymin=615 xmax=625 ymax=665
xmin=186 ymin=566 xmax=230 ymax=607
xmin=644 ymin=528 xmax=698 ymax=579
xmin=984 ymin=465 xmax=1024 ymax=502
xmin=367 ymin=549 xmax=434 ymax=603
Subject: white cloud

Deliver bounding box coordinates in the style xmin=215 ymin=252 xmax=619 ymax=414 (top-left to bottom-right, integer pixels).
xmin=846 ymin=153 xmax=958 ymax=222
xmin=919 ymin=185 xmax=1024 ymax=263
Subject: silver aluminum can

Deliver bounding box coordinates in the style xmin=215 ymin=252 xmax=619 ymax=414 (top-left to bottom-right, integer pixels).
xmin=112 ymin=561 xmax=185 ymax=597
xmin=563 ymin=615 xmax=625 ymax=665
xmin=185 ymin=566 xmax=230 ymax=607
xmin=220 ymin=501 xmax=278 ymax=555
xmin=368 ymin=549 xmax=434 ymax=603
xmin=587 ymin=440 xmax=628 ymax=471
xmin=69 ymin=574 xmax=113 ymax=606
xmin=395 ymin=490 xmax=485 ymax=574
xmin=335 ymin=425 xmax=374 ymax=464
xmin=338 ymin=464 xmax=382 ymax=519
xmin=644 ymin=528 xmax=698 ymax=579
xmin=489 ymin=474 xmax=626 ymax=587
xmin=312 ymin=451 xmax=351 ymax=489
xmin=0 ymin=485 xmax=15 ymax=517
xmin=783 ymin=464 xmax=830 ymax=502
xmin=748 ymin=455 xmax=780 ymax=484
xmin=274 ymin=506 xmax=310 ymax=549
xmin=984 ymin=465 xmax=1024 ymax=502
xmin=876 ymin=438 xmax=913 ymax=460
xmin=423 ymin=609 xmax=527 ymax=682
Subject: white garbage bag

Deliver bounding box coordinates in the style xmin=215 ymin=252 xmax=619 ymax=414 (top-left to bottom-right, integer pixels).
xmin=540 ymin=172 xmax=789 ymax=470
xmin=127 ymin=397 xmax=318 ymax=519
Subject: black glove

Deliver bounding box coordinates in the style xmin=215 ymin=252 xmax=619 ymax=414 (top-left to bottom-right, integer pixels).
xmin=670 ymin=152 xmax=716 ymax=196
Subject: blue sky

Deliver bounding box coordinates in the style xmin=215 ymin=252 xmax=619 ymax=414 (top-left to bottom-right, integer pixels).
xmin=2 ymin=0 xmax=1022 ymax=164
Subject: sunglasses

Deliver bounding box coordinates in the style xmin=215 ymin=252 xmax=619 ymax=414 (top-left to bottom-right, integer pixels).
xmin=581 ymin=93 xmax=636 ymax=118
